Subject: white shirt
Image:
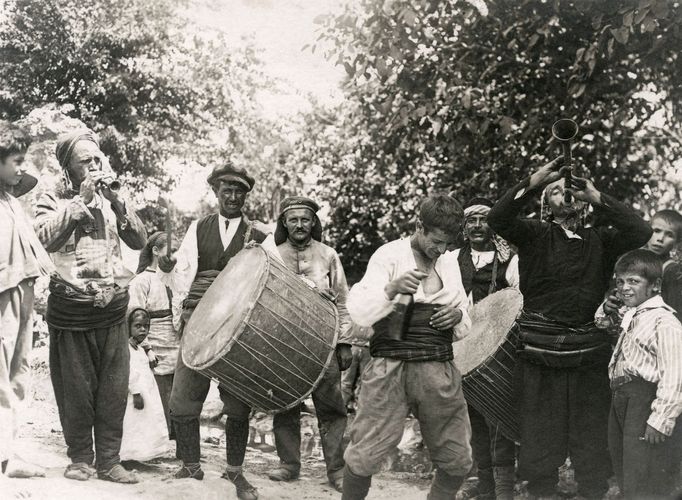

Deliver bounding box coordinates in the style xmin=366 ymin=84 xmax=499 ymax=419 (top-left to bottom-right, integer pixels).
xmin=159 ymin=214 xmax=242 ymax=325
xmin=347 ymin=238 xmax=471 ymax=340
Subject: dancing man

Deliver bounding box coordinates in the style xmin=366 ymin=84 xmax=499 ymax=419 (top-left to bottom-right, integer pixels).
xmin=341 ymin=194 xmax=473 ymax=500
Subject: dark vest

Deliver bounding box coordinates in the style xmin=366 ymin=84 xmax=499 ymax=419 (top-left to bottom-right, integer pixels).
xmin=196 ymin=214 xmax=267 ymax=272
xmin=458 ymin=244 xmax=510 ymax=304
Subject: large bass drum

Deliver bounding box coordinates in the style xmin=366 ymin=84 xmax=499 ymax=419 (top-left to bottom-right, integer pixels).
xmin=453 ymin=287 xmax=523 ymax=442
xmin=182 ymin=246 xmax=339 ymax=412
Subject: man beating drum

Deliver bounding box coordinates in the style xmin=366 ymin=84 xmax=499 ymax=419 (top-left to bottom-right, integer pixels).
xmin=341 ymin=194 xmax=473 ymax=500
xmin=158 ymin=163 xmax=268 ymax=500
xmin=265 ymin=196 xmax=353 ymax=492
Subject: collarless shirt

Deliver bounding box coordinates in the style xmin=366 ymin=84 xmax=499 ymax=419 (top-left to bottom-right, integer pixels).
xmin=609 ymin=294 xmax=682 ymax=435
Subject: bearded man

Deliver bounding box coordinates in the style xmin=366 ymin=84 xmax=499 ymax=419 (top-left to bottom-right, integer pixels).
xmin=487 ymin=158 xmax=651 ymax=499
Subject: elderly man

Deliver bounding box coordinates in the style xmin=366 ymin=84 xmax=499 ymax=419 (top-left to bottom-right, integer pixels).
xmin=266 ymin=196 xmax=352 ymax=491
xmin=34 ymin=129 xmax=146 ymax=483
xmin=488 ymin=158 xmax=651 ymax=499
xmin=158 ymin=163 xmax=267 ymax=500
xmin=342 ymin=194 xmax=473 ymax=500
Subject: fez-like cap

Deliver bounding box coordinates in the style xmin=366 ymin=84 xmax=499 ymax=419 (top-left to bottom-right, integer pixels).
xmin=278 ymin=196 xmax=320 ymax=217
xmin=207 ymin=162 xmax=255 ymax=192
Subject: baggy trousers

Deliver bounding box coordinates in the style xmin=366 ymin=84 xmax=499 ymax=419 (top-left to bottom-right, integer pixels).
xmin=468 ymin=404 xmax=516 ymax=476
xmin=154 ymin=373 xmax=174 ymax=438
xmin=0 ymin=279 xmax=34 ymax=463
xmin=344 ymin=357 xmax=472 ymax=477
xmin=273 ymin=359 xmax=347 ymax=481
xmin=608 ymin=378 xmax=682 ymax=499
xmin=517 ymin=358 xmax=612 ymax=498
xmin=49 ymin=322 xmax=130 ymax=471
xmin=169 ymin=346 xmax=251 ymax=464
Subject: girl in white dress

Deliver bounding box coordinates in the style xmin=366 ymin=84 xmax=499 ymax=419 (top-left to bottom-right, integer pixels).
xmin=119 ymin=309 xmax=169 ymax=462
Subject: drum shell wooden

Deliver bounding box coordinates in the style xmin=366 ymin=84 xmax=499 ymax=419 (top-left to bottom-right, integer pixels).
xmin=182 ymin=247 xmax=339 ymax=413
xmin=461 ymin=325 xmax=520 ymax=442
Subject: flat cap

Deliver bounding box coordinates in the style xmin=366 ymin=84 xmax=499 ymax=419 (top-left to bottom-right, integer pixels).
xmin=278 ymin=196 xmax=320 ymax=217
xmin=207 ymin=162 xmax=255 ymax=192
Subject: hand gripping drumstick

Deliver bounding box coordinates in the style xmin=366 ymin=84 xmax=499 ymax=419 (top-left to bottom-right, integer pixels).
xmin=158 ymin=196 xmax=173 ymax=258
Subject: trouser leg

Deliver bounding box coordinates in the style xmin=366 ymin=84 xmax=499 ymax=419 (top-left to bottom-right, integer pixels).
xmin=517 ymin=361 xmax=568 ymax=497
xmin=169 ymin=348 xmax=211 ymax=464
xmin=49 ymin=328 xmax=98 ymax=466
xmin=409 ymin=361 xmax=472 ymax=480
xmin=92 ymin=323 xmax=129 ymax=471
xmin=154 ymin=373 xmax=174 ymax=438
xmin=343 ymin=358 xmax=409 ymax=477
xmin=0 ymin=282 xmax=34 ymax=463
xmin=219 ymin=387 xmax=252 ymax=469
xmin=272 ymin=405 xmax=301 ymax=474
xmin=567 ymin=362 xmax=612 ymax=499
xmin=311 ymin=359 xmax=347 ymax=482
xmin=467 ymin=405 xmax=494 ymax=495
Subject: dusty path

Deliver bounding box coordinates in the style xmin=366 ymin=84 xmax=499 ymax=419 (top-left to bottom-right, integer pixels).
xmin=3 ymin=347 xmax=431 ymax=500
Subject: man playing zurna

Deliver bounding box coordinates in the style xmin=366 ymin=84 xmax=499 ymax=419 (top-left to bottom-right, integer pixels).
xmin=159 ymin=163 xmax=267 ymax=500
xmin=487 ymin=158 xmax=651 ymax=499
xmin=267 ymin=196 xmax=352 ymax=492
xmin=35 ymin=129 xmax=147 ymax=483
xmin=341 ymin=194 xmax=473 ymax=500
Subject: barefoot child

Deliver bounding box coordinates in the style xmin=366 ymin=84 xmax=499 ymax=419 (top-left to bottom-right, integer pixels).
xmin=0 ymin=122 xmax=54 ymax=479
xmin=605 ymin=249 xmax=682 ymax=498
xmin=119 ymin=309 xmax=169 ymax=462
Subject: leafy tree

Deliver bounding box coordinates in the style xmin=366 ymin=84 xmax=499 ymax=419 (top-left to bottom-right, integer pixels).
xmin=304 ymin=0 xmax=682 ymax=274
xmin=0 ymin=0 xmax=295 ymax=225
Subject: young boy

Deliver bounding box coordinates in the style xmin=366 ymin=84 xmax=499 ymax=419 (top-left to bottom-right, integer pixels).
xmin=0 ymin=122 xmax=54 ymax=478
xmin=605 ymin=249 xmax=682 ymax=499
xmin=603 ymin=209 xmax=682 ymax=322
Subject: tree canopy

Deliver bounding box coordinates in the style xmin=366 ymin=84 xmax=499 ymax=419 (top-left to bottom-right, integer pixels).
xmin=303 ymin=0 xmax=682 ymax=273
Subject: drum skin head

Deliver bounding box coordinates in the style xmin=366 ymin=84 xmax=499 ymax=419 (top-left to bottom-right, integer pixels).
xmin=453 ymin=287 xmax=523 ymax=374
xmin=183 ymin=247 xmax=269 ymax=368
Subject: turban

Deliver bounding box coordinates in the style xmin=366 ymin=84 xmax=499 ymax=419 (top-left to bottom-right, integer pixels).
xmin=207 ymin=162 xmax=255 ymax=192
xmin=55 ymin=129 xmax=100 ymax=169
xmin=274 ymin=196 xmax=323 ymax=245
xmin=463 ymin=197 xmax=512 ymax=263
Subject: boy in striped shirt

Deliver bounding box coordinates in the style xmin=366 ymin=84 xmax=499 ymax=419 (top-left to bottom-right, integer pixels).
xmin=601 ymin=249 xmax=682 ymax=499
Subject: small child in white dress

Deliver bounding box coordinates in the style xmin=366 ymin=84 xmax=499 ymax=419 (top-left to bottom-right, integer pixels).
xmin=119 ymin=308 xmax=170 ymax=461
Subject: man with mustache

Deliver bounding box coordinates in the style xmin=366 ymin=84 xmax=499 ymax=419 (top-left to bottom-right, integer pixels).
xmin=452 ymin=197 xmax=518 ymax=500
xmin=267 ymin=196 xmax=352 ymax=492
xmin=35 ymin=129 xmax=147 ymax=483
xmin=158 ymin=162 xmax=267 ymax=500
xmin=488 ymin=158 xmax=651 ymax=499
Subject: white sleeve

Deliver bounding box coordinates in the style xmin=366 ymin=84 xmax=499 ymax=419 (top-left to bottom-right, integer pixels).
xmin=447 ymin=257 xmax=472 ymax=341
xmin=505 ymin=254 xmax=520 ymax=289
xmin=127 ymin=273 xmax=150 ymax=312
xmin=347 ymin=247 xmax=396 ymax=327
xmin=158 ymin=221 xmax=198 ymax=301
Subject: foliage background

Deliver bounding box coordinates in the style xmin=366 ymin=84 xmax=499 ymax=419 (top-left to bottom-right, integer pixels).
xmin=1 ymin=0 xmax=681 ymax=276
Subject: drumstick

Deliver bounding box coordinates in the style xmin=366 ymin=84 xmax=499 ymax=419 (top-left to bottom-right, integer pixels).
xmin=158 ymin=196 xmax=173 ymax=258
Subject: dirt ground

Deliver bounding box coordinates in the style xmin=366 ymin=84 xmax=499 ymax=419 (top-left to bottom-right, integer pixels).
xmin=4 ymin=345 xmax=679 ymax=500
xmin=2 ymin=345 xmax=432 ymax=500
